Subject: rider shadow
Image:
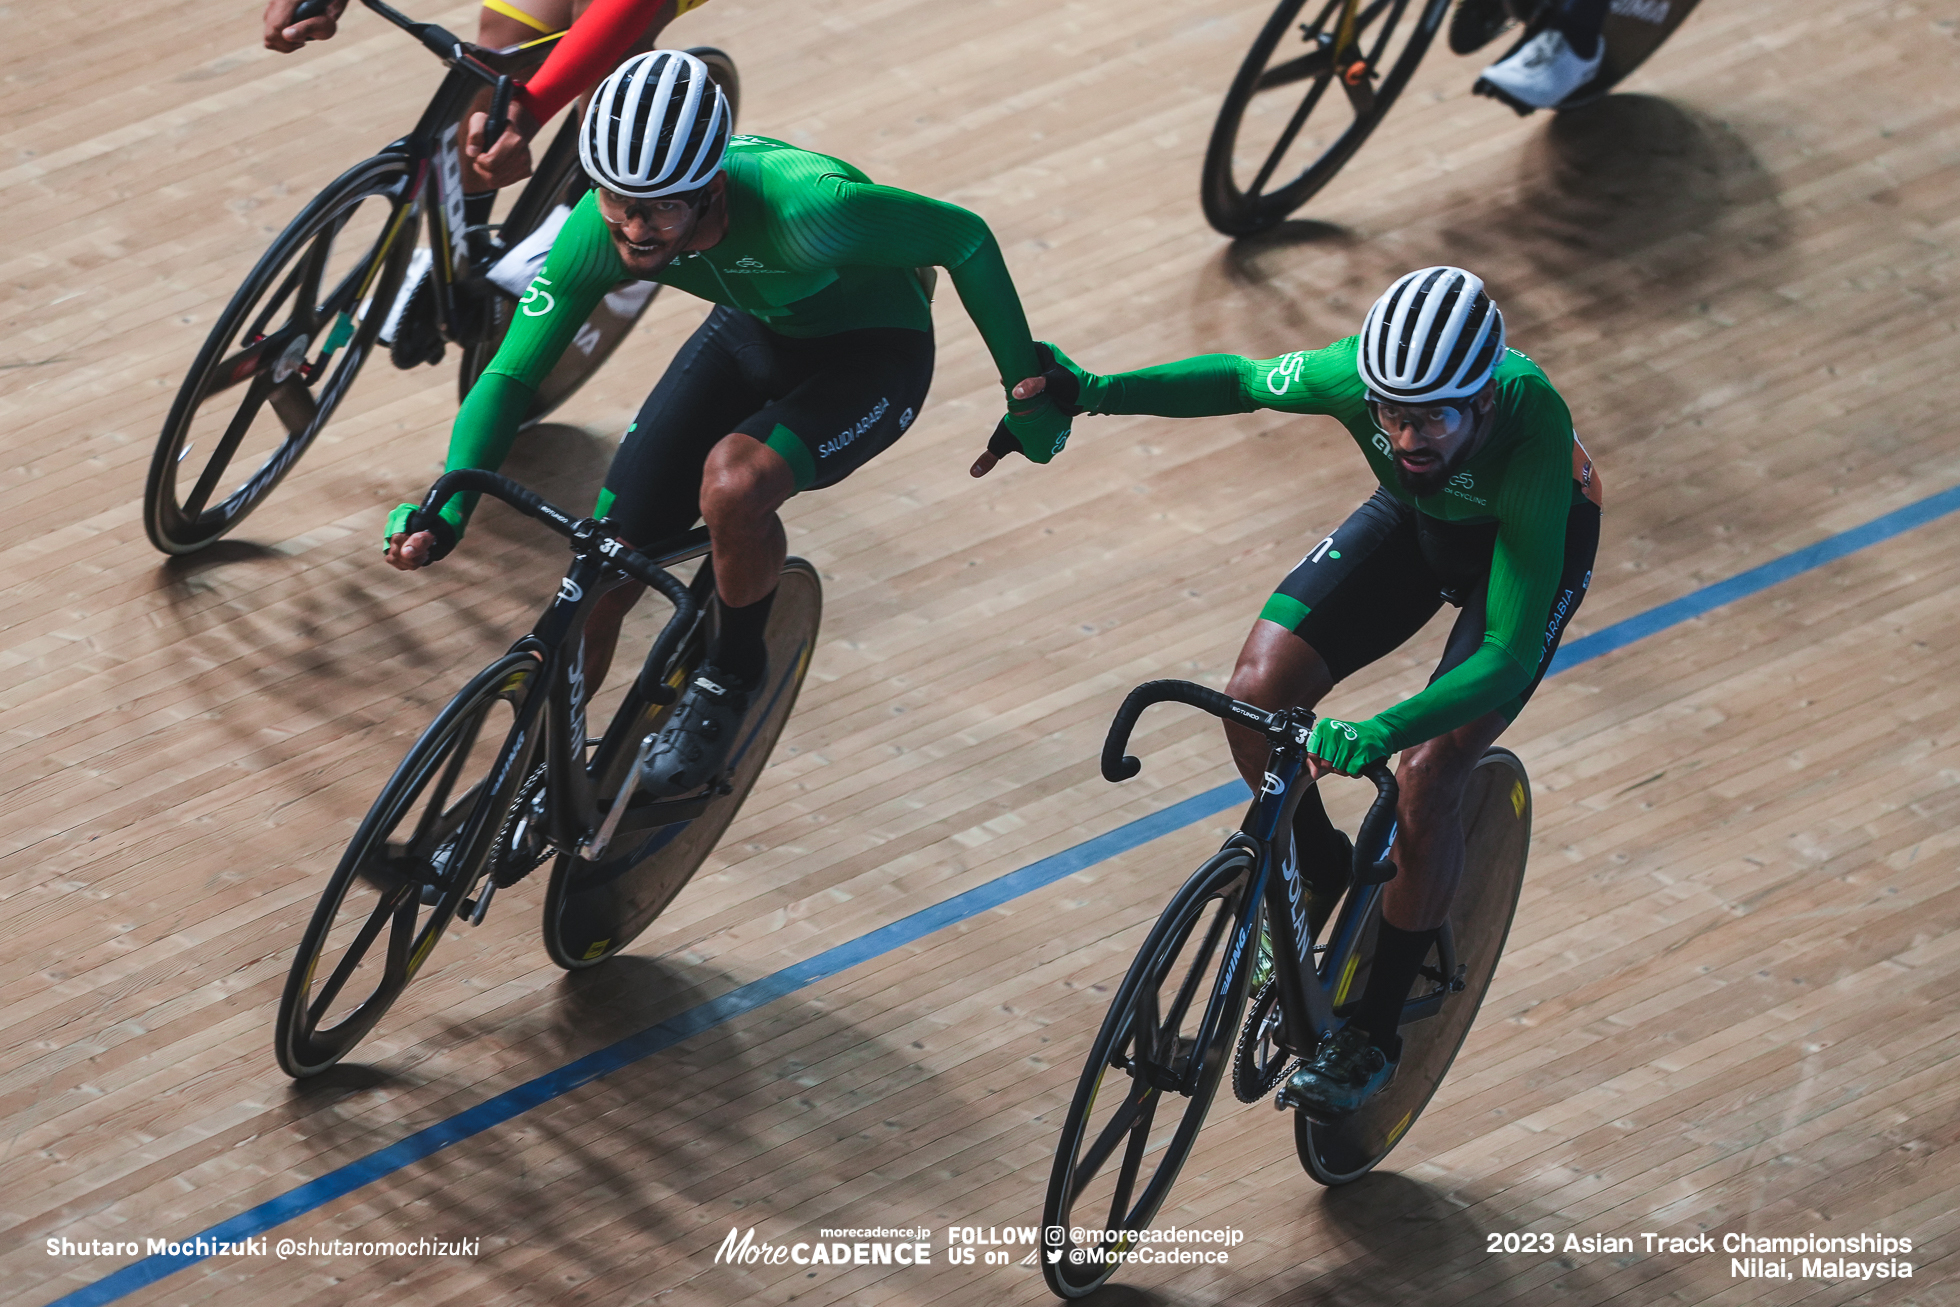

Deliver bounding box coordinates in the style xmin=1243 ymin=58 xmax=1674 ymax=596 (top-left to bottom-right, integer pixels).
xmin=1194 ymin=93 xmax=1788 ymax=353
xmin=1442 ymin=93 xmax=1791 ymax=291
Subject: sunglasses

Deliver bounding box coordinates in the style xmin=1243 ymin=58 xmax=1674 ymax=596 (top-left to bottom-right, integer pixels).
xmin=595 ymin=187 xmax=704 ymax=235
xmin=1369 ymin=397 xmax=1475 ymax=440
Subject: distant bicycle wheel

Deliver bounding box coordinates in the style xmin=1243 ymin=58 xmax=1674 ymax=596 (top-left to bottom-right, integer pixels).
xmin=1295 ymin=747 xmax=1530 ymax=1183
xmin=1042 ymin=847 xmax=1252 ymax=1298
xmin=1201 ymin=0 xmax=1450 ymax=236
xmin=541 ymin=555 xmax=818 ymax=969
xmin=145 ymin=152 xmax=416 ymax=553
xmin=457 ymin=46 xmax=741 ymax=424
xmin=274 ymin=652 xmax=539 ymax=1077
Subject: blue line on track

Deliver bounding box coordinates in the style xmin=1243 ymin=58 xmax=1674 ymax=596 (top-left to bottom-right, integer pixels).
xmin=47 ymin=482 xmax=1960 ymax=1307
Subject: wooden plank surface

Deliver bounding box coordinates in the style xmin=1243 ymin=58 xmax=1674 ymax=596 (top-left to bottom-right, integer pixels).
xmin=4 ymin=0 xmax=1958 ymax=1303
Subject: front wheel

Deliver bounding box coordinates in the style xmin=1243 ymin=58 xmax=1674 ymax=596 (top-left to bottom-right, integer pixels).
xmin=1295 ymin=746 xmax=1530 ymax=1183
xmin=146 ymin=152 xmax=416 ymax=553
xmin=1042 ymin=847 xmax=1253 ymax=1298
xmin=1201 ymin=0 xmax=1450 ymax=236
xmin=541 ymin=555 xmax=819 ymax=969
xmin=274 ymin=652 xmax=541 ymax=1077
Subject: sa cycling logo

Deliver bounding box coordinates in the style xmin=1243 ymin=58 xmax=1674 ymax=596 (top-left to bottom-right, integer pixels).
xmin=1265 ymin=352 xmax=1307 ymax=395
xmin=520 ymin=275 xmax=555 ymax=318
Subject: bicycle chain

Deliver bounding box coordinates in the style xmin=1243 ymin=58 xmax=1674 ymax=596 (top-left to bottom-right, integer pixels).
xmin=488 ymin=762 xmax=553 ymax=889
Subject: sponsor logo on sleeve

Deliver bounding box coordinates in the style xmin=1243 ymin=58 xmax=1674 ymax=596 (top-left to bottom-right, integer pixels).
xmin=520 ymin=275 xmax=556 ymax=318
xmin=1265 ymin=352 xmax=1307 ymax=395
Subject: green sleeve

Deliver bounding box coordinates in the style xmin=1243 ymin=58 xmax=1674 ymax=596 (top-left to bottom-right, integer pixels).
xmin=1365 ymin=390 xmax=1576 ymax=751
xmin=432 ymin=373 xmax=537 ymax=536
xmin=776 ymin=177 xmax=1039 ymax=387
xmin=485 ymin=196 xmax=623 ymax=389
xmin=430 ymin=196 xmax=622 ymax=538
xmin=1082 ymin=342 xmax=1363 ymax=419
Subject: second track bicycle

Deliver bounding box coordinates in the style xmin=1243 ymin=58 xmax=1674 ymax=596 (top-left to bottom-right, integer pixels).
xmin=1040 ymin=678 xmax=1530 ymax=1298
xmin=273 ymin=469 xmax=818 ymax=1077
xmin=1200 ymin=0 xmax=1701 ymax=235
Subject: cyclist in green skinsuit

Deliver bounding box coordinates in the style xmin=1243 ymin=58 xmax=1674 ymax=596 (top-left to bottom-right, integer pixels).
xmin=387 ymin=49 xmax=1070 ymax=795
xmin=981 ymin=267 xmax=1601 ymax=1118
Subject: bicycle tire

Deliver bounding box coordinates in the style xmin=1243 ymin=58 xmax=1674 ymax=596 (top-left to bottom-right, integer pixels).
xmin=541 ymin=556 xmax=819 ymax=969
xmin=145 ymin=152 xmax=417 ymax=553
xmin=274 ymin=651 xmax=541 ymax=1077
xmin=455 ymin=46 xmax=741 ymax=425
xmin=1294 ymin=746 xmax=1530 ymax=1183
xmin=1042 ymin=847 xmax=1253 ymax=1299
xmin=1201 ymin=0 xmax=1450 ymax=236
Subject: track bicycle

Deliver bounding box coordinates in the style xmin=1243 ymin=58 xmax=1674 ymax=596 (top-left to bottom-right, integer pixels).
xmin=1200 ymin=0 xmax=1701 ymax=235
xmin=143 ymin=0 xmax=739 ymax=554
xmin=1040 ymin=679 xmax=1530 ymax=1297
xmin=272 ymin=469 xmax=819 ymax=1077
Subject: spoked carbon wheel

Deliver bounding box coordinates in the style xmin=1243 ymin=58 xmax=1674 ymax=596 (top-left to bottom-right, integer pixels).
xmin=1042 ymin=848 xmax=1254 ymax=1298
xmin=274 ymin=652 xmax=540 ymax=1077
xmin=1201 ymin=0 xmax=1450 ymax=235
xmin=542 ymin=556 xmax=818 ymax=969
xmin=1295 ymin=747 xmax=1530 ymax=1183
xmin=457 ymin=46 xmax=740 ymax=424
xmin=146 ymin=153 xmax=416 ymax=553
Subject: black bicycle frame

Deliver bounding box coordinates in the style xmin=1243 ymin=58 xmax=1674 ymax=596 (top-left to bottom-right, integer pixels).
xmin=401 ymin=471 xmax=718 ymax=915
xmin=1100 ymin=680 xmax=1457 ymax=1075
xmin=312 ymin=0 xmax=568 ymax=339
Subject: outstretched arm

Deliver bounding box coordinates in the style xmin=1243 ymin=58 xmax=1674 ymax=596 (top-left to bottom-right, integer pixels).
xmin=972 ymin=345 xmax=1355 ymax=474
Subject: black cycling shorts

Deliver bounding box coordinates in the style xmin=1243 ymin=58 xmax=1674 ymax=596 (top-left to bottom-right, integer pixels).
xmin=601 ymin=305 xmax=934 ymax=545
xmin=1260 ymin=487 xmax=1600 ymax=722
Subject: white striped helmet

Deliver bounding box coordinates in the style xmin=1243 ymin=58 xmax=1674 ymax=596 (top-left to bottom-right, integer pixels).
xmin=578 ymin=50 xmax=731 ymax=198
xmin=1357 ymin=267 xmax=1506 ymax=403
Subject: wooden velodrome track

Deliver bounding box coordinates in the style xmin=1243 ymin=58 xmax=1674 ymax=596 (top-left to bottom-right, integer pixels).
xmin=5 ymin=0 xmax=1958 ymax=1302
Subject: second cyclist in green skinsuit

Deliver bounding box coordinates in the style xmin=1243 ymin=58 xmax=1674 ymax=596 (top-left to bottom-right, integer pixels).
xmin=980 ymin=267 xmax=1601 ymax=1119
xmin=387 ymin=50 xmax=1072 ymax=796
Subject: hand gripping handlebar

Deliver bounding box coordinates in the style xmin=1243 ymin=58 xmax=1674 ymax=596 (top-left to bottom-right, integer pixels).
xmin=409 ymin=469 xmax=698 ymax=622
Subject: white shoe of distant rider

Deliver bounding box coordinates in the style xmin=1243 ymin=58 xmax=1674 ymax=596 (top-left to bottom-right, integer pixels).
xmin=1479 ymin=28 xmax=1604 ymax=109
xmin=487 ymin=204 xmax=574 ymax=298
xmin=378 ymin=246 xmax=434 ymax=345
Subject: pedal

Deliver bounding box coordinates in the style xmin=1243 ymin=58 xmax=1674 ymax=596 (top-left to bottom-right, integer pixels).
xmin=1471 ymin=76 xmax=1539 ymax=116
xmin=464 ymin=878 xmax=496 ymax=925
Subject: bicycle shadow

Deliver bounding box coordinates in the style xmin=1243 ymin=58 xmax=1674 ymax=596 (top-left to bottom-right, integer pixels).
xmin=142 ymin=420 xmax=629 ymax=750
xmin=271 ymin=953 xmax=921 ymax=1294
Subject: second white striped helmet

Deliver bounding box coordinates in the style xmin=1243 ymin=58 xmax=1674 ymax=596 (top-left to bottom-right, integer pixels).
xmin=579 ymin=50 xmax=731 ymax=198
xmin=1357 ymin=267 xmax=1506 ymax=403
